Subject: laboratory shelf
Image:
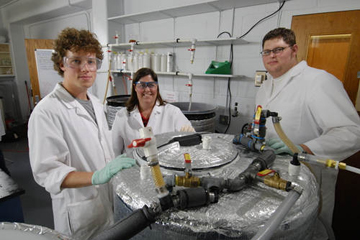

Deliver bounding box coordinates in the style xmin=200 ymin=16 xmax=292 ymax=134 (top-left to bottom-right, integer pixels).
xmin=108 ymin=37 xmax=248 ymax=50
xmin=112 ymin=70 xmax=243 ymax=79
xmin=0 ymin=75 xmax=15 ymax=78
xmin=108 ymin=0 xmax=285 ymax=24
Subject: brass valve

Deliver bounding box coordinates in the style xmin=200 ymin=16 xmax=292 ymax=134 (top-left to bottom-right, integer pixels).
xmin=257 ymin=169 xmax=291 ymax=191
xmin=263 ymin=172 xmax=289 ymax=191
xmin=175 ymin=175 xmax=201 ymax=188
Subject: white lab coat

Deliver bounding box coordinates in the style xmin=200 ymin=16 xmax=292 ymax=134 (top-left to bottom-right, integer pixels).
xmin=112 ymin=102 xmax=192 ymax=155
xmin=28 ymin=83 xmax=115 ymax=240
xmin=256 ymin=61 xmax=360 ymax=161
xmin=256 ymin=61 xmax=360 ymax=236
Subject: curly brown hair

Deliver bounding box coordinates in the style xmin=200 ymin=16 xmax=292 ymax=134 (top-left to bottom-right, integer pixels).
xmin=126 ymin=68 xmax=165 ymax=112
xmin=51 ymin=28 xmax=103 ymax=77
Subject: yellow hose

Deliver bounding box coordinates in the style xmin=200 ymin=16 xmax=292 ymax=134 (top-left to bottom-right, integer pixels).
xmin=273 ymin=119 xmax=316 ymax=181
xmin=150 ymin=164 xmax=166 ymax=189
xmin=273 ymin=121 xmax=300 ymax=154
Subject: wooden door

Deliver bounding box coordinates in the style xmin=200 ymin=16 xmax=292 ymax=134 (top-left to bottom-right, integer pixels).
xmin=291 ymin=10 xmax=360 ymax=111
xmin=291 ymin=11 xmax=360 ymax=239
xmin=24 ymin=39 xmax=54 ymax=105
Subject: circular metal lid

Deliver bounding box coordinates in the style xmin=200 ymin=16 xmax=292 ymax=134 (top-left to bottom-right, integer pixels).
xmin=134 ymin=133 xmax=238 ymax=170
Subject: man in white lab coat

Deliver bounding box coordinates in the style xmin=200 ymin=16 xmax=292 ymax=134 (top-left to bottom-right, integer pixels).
xmin=256 ymin=27 xmax=360 ymax=239
xmin=28 ymin=28 xmax=135 ymax=240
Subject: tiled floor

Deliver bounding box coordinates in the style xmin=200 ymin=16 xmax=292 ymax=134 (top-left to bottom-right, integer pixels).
xmin=1 ymin=134 xmax=54 ymax=230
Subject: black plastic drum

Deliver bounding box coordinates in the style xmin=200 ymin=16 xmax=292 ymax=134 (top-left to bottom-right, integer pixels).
xmin=170 ymin=102 xmax=217 ymax=132
xmin=106 ymin=95 xmax=130 ymax=129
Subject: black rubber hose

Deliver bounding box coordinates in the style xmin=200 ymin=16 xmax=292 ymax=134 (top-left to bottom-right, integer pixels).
xmin=176 ymin=188 xmax=209 ymax=209
xmin=90 ymin=205 xmax=157 ymax=240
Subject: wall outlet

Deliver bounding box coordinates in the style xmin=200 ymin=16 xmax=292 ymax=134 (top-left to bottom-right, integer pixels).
xmin=219 ymin=115 xmax=229 ymax=125
xmin=254 ymin=70 xmax=267 ymax=87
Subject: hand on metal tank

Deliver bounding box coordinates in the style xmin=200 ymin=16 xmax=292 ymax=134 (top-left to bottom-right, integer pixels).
xmin=267 ymin=138 xmax=303 ymax=155
xmin=92 ymin=154 xmax=136 ymax=185
xmin=180 ymin=125 xmax=195 ymax=132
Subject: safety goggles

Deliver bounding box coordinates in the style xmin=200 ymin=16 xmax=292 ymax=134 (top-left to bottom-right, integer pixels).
xmin=135 ymin=81 xmax=158 ymax=89
xmin=63 ymin=56 xmax=102 ymax=71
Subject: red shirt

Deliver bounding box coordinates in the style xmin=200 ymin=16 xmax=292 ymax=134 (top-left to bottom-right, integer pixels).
xmin=140 ymin=111 xmax=149 ymax=127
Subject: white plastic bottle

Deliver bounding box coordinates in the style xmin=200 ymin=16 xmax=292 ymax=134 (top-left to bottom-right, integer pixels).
xmin=153 ymin=54 xmax=161 ymax=72
xmin=167 ymin=52 xmax=174 ymax=72
xmin=160 ymin=54 xmax=167 ymax=72
xmin=143 ymin=52 xmax=151 ymax=68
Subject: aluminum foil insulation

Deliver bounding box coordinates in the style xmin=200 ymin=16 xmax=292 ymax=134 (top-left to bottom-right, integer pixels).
xmin=0 ymin=222 xmax=71 ymax=240
xmin=113 ymin=132 xmax=319 ymax=240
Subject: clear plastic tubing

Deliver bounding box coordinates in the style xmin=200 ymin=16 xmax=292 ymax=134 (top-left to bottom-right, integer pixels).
xmin=298 ymin=153 xmax=360 ymax=175
xmin=297 ymin=153 xmax=326 ymax=165
xmin=345 ymin=165 xmax=360 ymax=174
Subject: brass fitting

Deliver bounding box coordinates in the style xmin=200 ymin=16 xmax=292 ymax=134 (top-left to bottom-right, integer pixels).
xmin=263 ymin=172 xmax=289 ymax=191
xmin=259 ymin=144 xmax=266 ymax=152
xmin=175 ymin=175 xmax=200 ymax=188
xmin=325 ymin=159 xmax=347 ymax=170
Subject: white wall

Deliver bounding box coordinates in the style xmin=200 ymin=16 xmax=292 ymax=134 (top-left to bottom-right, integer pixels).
xmin=1 ymin=0 xmax=360 ymax=131
xmin=0 ymin=0 xmax=93 ymax=124
xmin=109 ymin=0 xmax=360 ymax=134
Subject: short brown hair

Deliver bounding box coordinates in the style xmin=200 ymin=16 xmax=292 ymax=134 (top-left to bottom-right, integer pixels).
xmin=51 ymin=28 xmax=103 ymax=77
xmin=262 ymin=27 xmax=296 ymax=48
xmin=126 ymin=68 xmax=165 ymax=112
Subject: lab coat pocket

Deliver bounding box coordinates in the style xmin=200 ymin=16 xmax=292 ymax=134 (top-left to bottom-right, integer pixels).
xmin=67 ymin=190 xmax=113 ymax=239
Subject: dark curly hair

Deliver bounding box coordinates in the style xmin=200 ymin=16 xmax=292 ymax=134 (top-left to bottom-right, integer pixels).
xmin=51 ymin=28 xmax=103 ymax=77
xmin=262 ymin=27 xmax=296 ymax=48
xmin=126 ymin=68 xmax=165 ymax=112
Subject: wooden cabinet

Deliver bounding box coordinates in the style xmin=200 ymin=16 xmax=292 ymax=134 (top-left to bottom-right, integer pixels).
xmin=0 ymin=44 xmax=13 ymax=76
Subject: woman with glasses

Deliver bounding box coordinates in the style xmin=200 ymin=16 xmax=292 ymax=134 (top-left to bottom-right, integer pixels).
xmin=112 ymin=67 xmax=194 ymax=156
xmin=27 ymin=28 xmax=136 ymax=240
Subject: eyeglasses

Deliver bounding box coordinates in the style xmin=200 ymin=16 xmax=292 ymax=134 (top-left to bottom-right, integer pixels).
xmin=63 ymin=56 xmax=102 ymax=71
xmin=260 ymin=46 xmax=291 ymax=56
xmin=135 ymin=81 xmax=158 ymax=89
